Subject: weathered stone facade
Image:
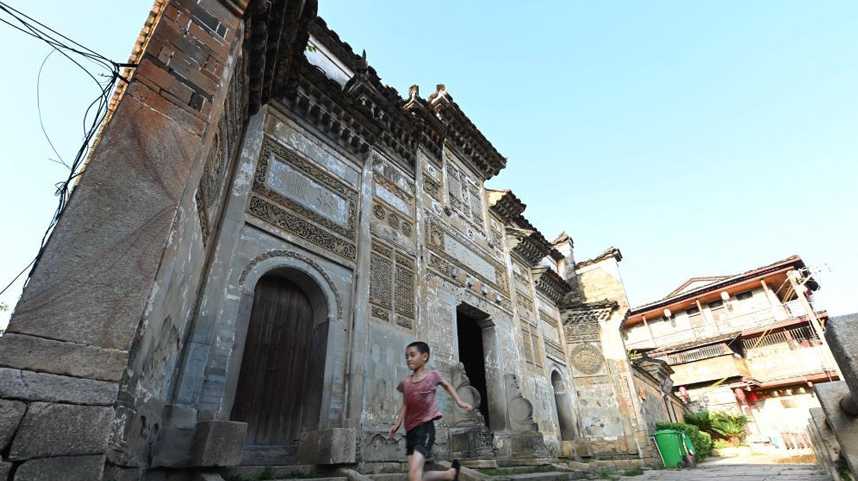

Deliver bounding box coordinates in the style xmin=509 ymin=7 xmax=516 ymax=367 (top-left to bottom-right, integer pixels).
xmin=0 ymin=1 xmax=674 ymax=479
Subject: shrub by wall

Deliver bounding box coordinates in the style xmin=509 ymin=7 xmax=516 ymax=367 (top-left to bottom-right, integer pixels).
xmin=656 ymin=422 xmax=713 ymax=459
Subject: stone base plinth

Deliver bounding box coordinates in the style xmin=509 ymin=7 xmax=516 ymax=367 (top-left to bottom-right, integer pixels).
xmin=298 ymin=428 xmax=356 ymax=464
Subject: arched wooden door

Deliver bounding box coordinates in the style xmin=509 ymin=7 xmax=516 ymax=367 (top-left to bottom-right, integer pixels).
xmin=231 ymin=273 xmax=315 ymax=451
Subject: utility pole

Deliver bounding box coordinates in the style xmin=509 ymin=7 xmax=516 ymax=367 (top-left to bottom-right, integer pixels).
xmin=787 ymin=269 xmax=843 ymax=380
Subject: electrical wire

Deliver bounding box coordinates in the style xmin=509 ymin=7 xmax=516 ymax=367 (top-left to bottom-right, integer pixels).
xmin=0 ymin=2 xmax=137 ymax=299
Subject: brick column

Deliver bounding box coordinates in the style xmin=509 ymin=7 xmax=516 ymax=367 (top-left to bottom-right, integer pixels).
xmin=0 ymin=1 xmax=248 ymax=479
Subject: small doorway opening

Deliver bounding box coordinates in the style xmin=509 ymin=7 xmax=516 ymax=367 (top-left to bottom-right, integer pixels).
xmin=456 ymin=306 xmax=490 ymax=426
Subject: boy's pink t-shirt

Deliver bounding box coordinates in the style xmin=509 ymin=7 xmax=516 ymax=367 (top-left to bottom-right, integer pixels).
xmin=397 ymin=370 xmax=443 ymax=432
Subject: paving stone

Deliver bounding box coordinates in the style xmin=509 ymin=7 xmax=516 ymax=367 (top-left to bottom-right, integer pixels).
xmin=9 ymin=402 xmax=113 ymax=460
xmin=0 ymin=368 xmax=118 ymax=405
xmin=618 ymin=460 xmax=831 ymax=481
xmin=14 ymin=455 xmax=105 ymax=481
xmin=0 ymin=399 xmax=26 ymax=451
xmin=0 ymin=462 xmax=11 ymax=481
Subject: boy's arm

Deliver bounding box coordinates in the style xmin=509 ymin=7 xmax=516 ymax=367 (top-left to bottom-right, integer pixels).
xmin=388 ymin=393 xmax=405 ymax=439
xmin=439 ymin=377 xmax=473 ymax=411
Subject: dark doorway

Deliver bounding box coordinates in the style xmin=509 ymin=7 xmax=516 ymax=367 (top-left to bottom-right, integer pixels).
xmin=231 ymin=273 xmax=316 ymax=450
xmin=456 ymin=307 xmax=490 ymax=426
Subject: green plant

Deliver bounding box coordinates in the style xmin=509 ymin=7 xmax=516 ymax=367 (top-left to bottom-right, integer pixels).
xmin=656 ymin=422 xmax=713 ymax=460
xmin=709 ymin=411 xmax=748 ymax=443
xmin=681 ymin=410 xmax=749 ymax=445
xmin=683 ymin=410 xmax=712 ymax=433
xmin=713 ymin=439 xmax=733 ymax=449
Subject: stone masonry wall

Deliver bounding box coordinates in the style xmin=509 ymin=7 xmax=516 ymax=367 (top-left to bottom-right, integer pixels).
xmin=0 ymin=1 xmax=249 ymax=479
xmin=571 ymin=258 xmax=648 ymax=459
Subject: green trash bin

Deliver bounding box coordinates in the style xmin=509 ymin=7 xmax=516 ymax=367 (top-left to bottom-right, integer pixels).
xmin=653 ymin=429 xmax=686 ymax=468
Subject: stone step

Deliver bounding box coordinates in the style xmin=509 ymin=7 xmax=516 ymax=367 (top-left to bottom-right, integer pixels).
xmin=487 ymin=471 xmax=584 ymax=481
xmin=271 ymin=478 xmax=348 ymax=481
xmin=367 ymin=474 xmax=407 ymax=481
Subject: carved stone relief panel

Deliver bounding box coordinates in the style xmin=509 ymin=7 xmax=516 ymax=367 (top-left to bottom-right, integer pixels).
xmin=563 ymin=308 xmax=606 ymax=343
xmin=424 ymin=215 xmax=510 ymax=300
xmin=247 ymin=136 xmax=358 ymax=261
xmin=569 ymin=343 xmax=605 ymax=376
xmin=370 ymin=237 xmax=416 ymax=330
xmin=372 ymin=152 xmax=415 ymax=217
xmin=512 ymin=261 xmax=532 ymax=293
xmin=488 ymin=215 xmax=504 ymax=252
xmin=264 ymin=110 xmax=361 ymax=188
xmin=196 ymin=57 xmax=246 ymax=245
xmin=422 ymin=161 xmax=443 ymax=202
xmin=444 ymin=150 xmax=485 ymax=233
xmin=539 ymin=310 xmax=564 ymax=360
xmin=371 ymin=200 xmax=415 ymax=246
xmin=248 ymin=197 xmax=357 ymax=261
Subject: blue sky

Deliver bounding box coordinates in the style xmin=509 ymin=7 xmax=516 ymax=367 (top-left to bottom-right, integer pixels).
xmin=0 ymin=1 xmax=856 ymax=330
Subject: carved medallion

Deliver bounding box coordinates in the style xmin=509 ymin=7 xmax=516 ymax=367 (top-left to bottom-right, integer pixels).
xmin=373 ymin=203 xmax=386 ymax=220
xmin=570 ymin=343 xmax=604 ymax=375
xmin=388 ymin=212 xmax=401 ymax=230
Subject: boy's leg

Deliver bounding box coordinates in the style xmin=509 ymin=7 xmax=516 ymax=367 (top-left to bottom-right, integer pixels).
xmin=407 ymin=453 xmax=425 ymax=481
xmin=422 ymin=466 xmax=456 ymax=481
xmin=409 ymin=451 xmax=456 ymax=481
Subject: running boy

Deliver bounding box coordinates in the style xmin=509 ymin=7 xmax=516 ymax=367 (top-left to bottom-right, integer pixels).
xmin=388 ymin=341 xmax=473 ymax=481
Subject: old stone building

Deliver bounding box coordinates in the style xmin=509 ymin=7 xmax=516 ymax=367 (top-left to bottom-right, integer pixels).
xmin=625 ymin=255 xmax=839 ymax=451
xmin=0 ymin=1 xmax=676 ymax=479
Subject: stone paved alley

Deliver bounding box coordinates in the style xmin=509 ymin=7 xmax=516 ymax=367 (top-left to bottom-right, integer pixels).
xmin=621 ymin=461 xmax=831 ymax=481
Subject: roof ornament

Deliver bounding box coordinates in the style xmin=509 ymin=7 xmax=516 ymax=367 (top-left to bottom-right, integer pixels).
xmin=356 ymin=49 xmax=369 ymax=74
xmin=409 ymin=84 xmax=419 ymax=102
xmin=435 ymin=83 xmax=448 ymax=100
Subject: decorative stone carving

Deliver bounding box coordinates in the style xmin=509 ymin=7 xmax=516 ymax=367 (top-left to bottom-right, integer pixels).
xmin=544 ymin=338 xmax=566 ymax=364
xmin=561 ymin=298 xmax=617 ymax=341
xmin=253 ymin=137 xmax=358 ymax=240
xmin=370 ymin=252 xmax=393 ymax=310
xmin=238 ymin=249 xmax=344 ymax=320
xmin=372 ymin=201 xmax=415 ymax=240
xmin=394 ymin=263 xmax=415 ymax=321
xmin=569 ymin=343 xmax=604 ymax=375
xmin=424 ymin=216 xmax=509 ymax=297
xmin=531 ymin=267 xmax=572 ymax=304
xmin=423 ymin=172 xmax=442 ymax=201
xmin=540 ymin=310 xmax=559 ymax=327
xmin=498 ymin=375 xmax=549 ymax=459
xmin=387 ymin=212 xmax=400 ymax=230
xmin=247 ymin=196 xmax=357 ymax=261
xmin=447 ymin=364 xmax=495 ymax=459
xmin=197 ymin=53 xmax=248 ymax=247
xmin=370 ymin=238 xmax=415 ymax=329
xmin=504 ymin=374 xmax=538 ymax=433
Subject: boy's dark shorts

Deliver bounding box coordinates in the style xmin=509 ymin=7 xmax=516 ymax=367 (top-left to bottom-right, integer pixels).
xmin=405 ymin=421 xmax=435 ymax=456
